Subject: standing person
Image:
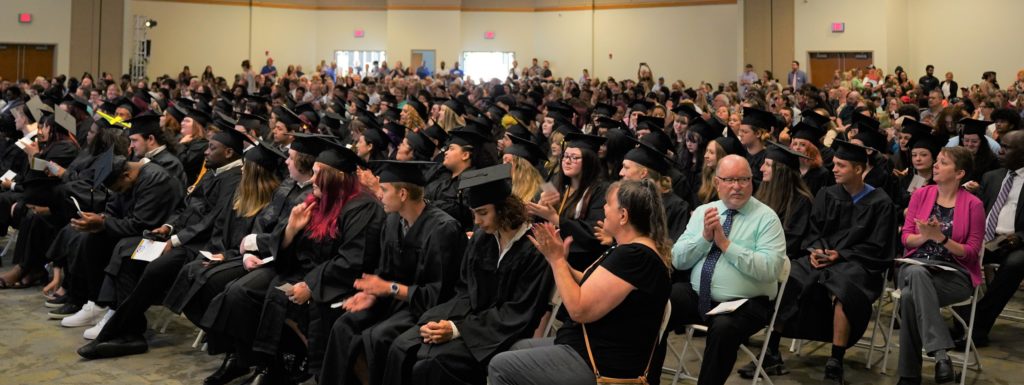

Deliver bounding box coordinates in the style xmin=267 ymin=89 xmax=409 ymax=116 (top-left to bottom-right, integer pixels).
xmin=488 ymin=179 xmax=672 ymax=385
xmin=940 ymin=72 xmax=959 ymax=100
xmin=261 ymin=58 xmax=278 ymax=80
xmin=787 ymin=61 xmax=808 ymax=90
xmin=771 ymin=140 xmax=896 ymax=384
xmin=739 ymin=64 xmax=758 ymax=96
xmin=897 ymin=146 xmax=984 ymax=385
xmin=381 ymin=165 xmax=554 ymax=385
xmin=919 ymin=65 xmax=940 ymax=95
xmin=670 ymin=155 xmax=787 ymax=385
xmin=319 ymin=160 xmax=467 ymax=385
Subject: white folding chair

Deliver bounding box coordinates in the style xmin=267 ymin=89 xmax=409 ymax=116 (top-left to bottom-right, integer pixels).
xmin=667 ymin=258 xmax=792 ymax=385
xmin=541 ymin=290 xmax=563 ymax=338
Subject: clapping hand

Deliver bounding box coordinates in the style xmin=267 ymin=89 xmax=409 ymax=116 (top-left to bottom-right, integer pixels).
xmin=528 ymin=222 xmax=572 ymax=265
xmin=915 ymin=216 xmax=943 ymax=242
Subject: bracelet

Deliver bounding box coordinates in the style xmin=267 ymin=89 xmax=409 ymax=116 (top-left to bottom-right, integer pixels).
xmin=940 ymin=235 xmax=950 ymax=245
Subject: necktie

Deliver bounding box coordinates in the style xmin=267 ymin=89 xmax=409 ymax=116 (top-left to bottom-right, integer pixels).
xmin=985 ymin=171 xmax=1016 ymax=242
xmin=698 ymin=208 xmax=738 ymax=318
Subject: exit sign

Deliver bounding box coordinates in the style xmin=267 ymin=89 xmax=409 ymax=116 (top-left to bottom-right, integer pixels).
xmin=354 ymin=29 xmax=364 ymax=38
xmin=484 ymin=31 xmax=495 ymax=39
xmin=831 ymin=22 xmax=845 ymax=33
xmin=18 ymin=13 xmax=32 ymax=24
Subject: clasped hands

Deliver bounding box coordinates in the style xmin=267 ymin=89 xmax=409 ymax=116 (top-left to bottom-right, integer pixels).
xmin=701 ymin=208 xmax=731 ymax=252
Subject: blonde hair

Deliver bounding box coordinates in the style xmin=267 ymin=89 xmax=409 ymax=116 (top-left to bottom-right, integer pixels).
xmin=439 ymin=105 xmax=466 ymax=132
xmin=698 ymin=141 xmax=726 ymax=203
xmin=545 ymin=130 xmax=566 ymax=177
xmin=233 ymin=161 xmax=282 ymax=217
xmin=402 ymin=103 xmax=426 ymax=131
xmin=509 ymin=155 xmax=542 ymax=203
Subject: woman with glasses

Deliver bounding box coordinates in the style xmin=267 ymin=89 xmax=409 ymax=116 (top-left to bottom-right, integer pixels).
xmin=527 ymin=133 xmax=609 ymax=270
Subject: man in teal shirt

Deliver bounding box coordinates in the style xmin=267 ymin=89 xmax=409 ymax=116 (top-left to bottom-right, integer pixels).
xmin=670 ymin=155 xmax=786 ymax=385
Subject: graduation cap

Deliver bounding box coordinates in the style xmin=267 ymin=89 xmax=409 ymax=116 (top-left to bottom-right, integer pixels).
xmin=20 ymin=173 xmax=62 ymax=206
xmin=688 ymin=117 xmax=722 ymax=142
xmin=901 ymin=118 xmax=932 ymax=137
xmin=564 ymin=132 xmax=607 ymax=153
xmin=316 ymin=136 xmax=366 ymax=173
xmin=504 ymin=134 xmax=546 ymax=167
xmin=301 ymin=110 xmax=321 ymax=130
xmin=95 ymin=148 xmax=127 ymax=188
xmin=116 ymin=97 xmax=142 ymax=118
xmin=641 ymin=128 xmax=673 ymax=155
xmin=636 ymin=116 xmax=665 ymax=131
xmin=457 ymin=94 xmax=480 ymax=117
xmin=908 ymin=131 xmax=945 ymax=160
xmin=957 ymin=118 xmax=990 ymax=137
xmin=706 ymin=115 xmax=727 ymax=134
xmin=464 ymin=115 xmax=496 ymax=138
xmin=802 ymin=110 xmax=831 ymax=129
xmin=509 ymin=105 xmax=538 ymax=126
xmin=98 ymin=99 xmax=119 ymax=116
xmin=380 ymin=108 xmax=400 ymax=124
xmin=362 ymin=126 xmax=391 ymax=151
xmin=321 ymin=111 xmax=343 ymax=131
xmin=243 ymin=94 xmax=268 ymax=106
xmin=592 ymin=103 xmax=616 ymax=118
xmin=379 ymin=93 xmax=398 ymax=106
xmin=790 ymin=119 xmax=826 ymax=144
xmin=832 ymin=139 xmax=869 ymax=164
xmin=448 ymin=129 xmax=490 ymax=148
xmin=504 ymin=124 xmax=532 ymax=140
xmin=714 ymin=135 xmax=747 ymax=157
xmin=276 ymin=107 xmax=305 ymax=131
xmin=289 ymin=132 xmax=335 ymax=156
xmin=356 ymin=109 xmax=382 ymax=131
xmin=384 ymin=122 xmax=407 ymax=146
xmin=595 ymin=116 xmax=627 ymax=130
xmin=852 ymin=113 xmax=881 ymax=133
xmin=458 ymin=163 xmax=513 ymax=208
xmin=630 ymin=100 xmax=654 ymax=114
xmin=406 ymin=98 xmax=428 ymax=121
xmin=423 ymin=124 xmax=449 ymax=144
xmin=186 ymin=105 xmax=211 ymax=127
xmin=245 ymin=140 xmax=287 ymax=170
xmin=26 ymin=96 xmax=52 ymax=123
xmin=212 ymin=111 xmax=238 ymax=132
xmin=546 ymin=101 xmax=575 ymax=124
xmin=605 ymin=128 xmax=638 ymax=159
xmin=374 ymin=160 xmax=434 ymax=186
xmin=126 ymin=112 xmax=162 ymax=137
xmin=405 ymin=131 xmax=437 ymax=161
xmin=53 ymin=108 xmax=77 ymax=136
xmin=211 ymin=124 xmax=252 ymax=154
xmin=62 ymin=93 xmax=90 ymax=111
xmin=443 ymin=98 xmax=465 ymax=116
xmin=294 ymin=101 xmax=316 ymax=116
xmin=853 ymin=125 xmax=888 ymax=153
xmin=764 ymin=141 xmax=809 ymax=171
xmin=624 ymin=141 xmax=672 ymax=175
xmin=672 ymin=103 xmax=701 ymax=121
xmin=741 ymin=107 xmax=777 ymax=130
xmin=239 ymin=111 xmax=268 ymax=126
xmin=167 ymin=104 xmax=188 ymax=123
xmin=352 ymin=96 xmax=369 ymax=111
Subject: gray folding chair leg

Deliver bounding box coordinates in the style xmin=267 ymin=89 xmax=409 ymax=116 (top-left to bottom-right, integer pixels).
xmin=193 ymin=329 xmax=206 ymax=349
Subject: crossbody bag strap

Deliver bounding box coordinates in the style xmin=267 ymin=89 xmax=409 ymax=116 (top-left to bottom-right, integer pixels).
xmin=582 ymin=323 xmax=602 ymax=378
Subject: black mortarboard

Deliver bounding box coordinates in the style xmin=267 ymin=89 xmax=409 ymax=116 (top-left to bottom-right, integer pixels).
xmin=384 ymin=122 xmax=406 ymax=147
xmin=116 ymin=97 xmax=142 ymax=118
xmin=641 ymin=128 xmax=673 ymax=155
xmin=53 ymin=108 xmax=76 ymax=136
xmin=624 ymin=141 xmax=671 ymax=175
xmin=901 ymin=118 xmax=932 ymax=137
xmin=957 ymin=118 xmax=990 ymax=137
xmin=802 ymin=110 xmax=830 ymax=129
xmin=605 ymin=128 xmax=637 ymax=160
xmin=504 ymin=134 xmax=546 ymax=166
xmin=443 ymin=98 xmax=465 ymax=116
xmin=672 ymin=103 xmax=700 ymax=121
xmin=374 ymin=160 xmax=433 ymax=186
xmin=423 ymin=124 xmax=449 ymax=143
xmin=457 ymin=94 xmax=480 ymax=117
xmin=853 ymin=125 xmax=888 ymax=153
xmin=790 ymin=119 xmax=826 ymax=144
xmin=362 ymin=126 xmax=391 ymax=151
xmin=168 ymin=104 xmax=187 ymax=123
xmin=294 ymin=101 xmax=315 ymax=116
xmin=243 ymin=94 xmax=268 ymax=106
xmin=99 ymin=99 xmax=119 ymax=115
xmin=321 ymin=111 xmax=343 ymax=130
xmin=509 ymin=105 xmax=538 ymax=126
xmin=96 ymin=148 xmax=126 ymax=188
xmin=62 ymin=93 xmax=89 ymax=111
xmin=458 ymin=163 xmax=513 ymax=208
xmin=546 ymin=101 xmax=574 ymax=124
xmin=495 ymin=94 xmax=517 ymax=108
xmin=211 ymin=124 xmax=250 ymax=154
xmin=832 ymin=139 xmax=869 ymax=164
xmin=316 ymin=137 xmax=365 ymax=173
xmin=20 ymin=174 xmax=62 ymax=206
xmin=126 ymin=112 xmax=162 ymax=137
xmin=406 ymin=98 xmax=428 ymax=121
xmin=764 ymin=141 xmax=808 ymax=171
xmin=852 ymin=113 xmax=881 ymax=133
xmin=741 ymin=107 xmax=777 ymax=130
xmin=186 ymin=105 xmax=211 ymax=127
xmin=592 ymin=103 xmax=616 ymax=118
xmin=505 ymin=124 xmax=532 ymax=139
xmin=714 ymin=135 xmax=747 ymax=157
xmin=380 ymin=93 xmax=398 ymax=106
xmin=595 ymin=116 xmax=626 ymax=130
xmin=352 ymin=96 xmax=369 ymax=111
xmin=908 ymin=131 xmax=945 ymax=160
xmin=689 ymin=117 xmax=721 ymax=142
xmin=564 ymin=133 xmax=607 ymax=153
xmin=301 ymin=111 xmax=320 ymax=130
xmin=356 ymin=109 xmax=382 ymax=130
xmin=636 ymin=116 xmax=665 ymax=131
xmin=405 ymin=131 xmax=436 ymax=161
xmin=464 ymin=115 xmax=496 ymax=138
xmin=289 ymin=132 xmax=334 ymax=156
xmin=630 ymin=100 xmax=654 ymax=114
xmin=244 ymin=140 xmax=286 ymax=170
xmin=380 ymin=108 xmax=400 ymax=124
xmin=448 ymin=129 xmax=489 ymax=148
xmin=212 ymin=111 xmax=238 ymax=132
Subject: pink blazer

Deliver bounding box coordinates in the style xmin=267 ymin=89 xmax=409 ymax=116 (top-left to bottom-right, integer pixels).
xmin=901 ymin=185 xmax=984 ymax=286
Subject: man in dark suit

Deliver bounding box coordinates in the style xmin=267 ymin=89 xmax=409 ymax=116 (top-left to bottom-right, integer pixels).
xmin=961 ymin=129 xmax=1024 ymax=347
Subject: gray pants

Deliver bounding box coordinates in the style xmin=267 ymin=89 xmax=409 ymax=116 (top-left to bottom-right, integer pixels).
xmin=898 ymin=264 xmax=973 ymax=378
xmin=488 ymin=337 xmax=596 ymax=385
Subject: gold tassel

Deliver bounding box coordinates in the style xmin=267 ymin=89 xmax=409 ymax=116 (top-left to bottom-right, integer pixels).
xmin=187 ymin=160 xmax=207 ymax=195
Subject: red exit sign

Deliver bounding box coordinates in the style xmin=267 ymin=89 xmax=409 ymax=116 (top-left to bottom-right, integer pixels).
xmin=18 ymin=13 xmax=32 ymax=24
xmin=831 ymin=22 xmax=845 ymax=33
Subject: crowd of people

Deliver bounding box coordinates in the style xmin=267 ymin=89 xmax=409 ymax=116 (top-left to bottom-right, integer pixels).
xmin=0 ymin=57 xmax=1023 ymax=385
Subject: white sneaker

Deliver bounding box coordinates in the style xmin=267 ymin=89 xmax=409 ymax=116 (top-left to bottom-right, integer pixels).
xmin=83 ymin=309 xmax=115 ymax=340
xmin=60 ymin=301 xmax=107 ymax=328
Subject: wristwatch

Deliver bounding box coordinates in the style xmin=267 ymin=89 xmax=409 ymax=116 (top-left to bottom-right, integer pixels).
xmin=390 ymin=282 xmax=400 ymax=296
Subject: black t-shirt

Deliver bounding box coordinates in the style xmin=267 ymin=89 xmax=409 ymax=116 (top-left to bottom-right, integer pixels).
xmin=555 ymin=243 xmax=671 ymax=378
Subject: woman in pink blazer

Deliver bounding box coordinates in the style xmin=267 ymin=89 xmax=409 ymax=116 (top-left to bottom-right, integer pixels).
xmin=897 ymin=146 xmax=985 ymax=384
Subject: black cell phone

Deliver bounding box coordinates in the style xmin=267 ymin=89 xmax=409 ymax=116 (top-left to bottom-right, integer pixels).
xmin=142 ymin=230 xmax=169 ymax=242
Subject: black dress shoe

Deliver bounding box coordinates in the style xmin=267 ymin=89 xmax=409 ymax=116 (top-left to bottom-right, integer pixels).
xmin=77 ymin=335 xmax=148 ymax=359
xmin=44 ymin=294 xmax=69 ymax=308
xmin=935 ymin=357 xmax=958 ymax=384
xmin=896 ymin=377 xmax=922 ymax=385
xmin=737 ymin=350 xmax=788 ymax=379
xmin=824 ymin=357 xmax=844 ymax=384
xmin=47 ymin=302 xmax=81 ymax=319
xmin=204 ymin=354 xmax=252 ymax=385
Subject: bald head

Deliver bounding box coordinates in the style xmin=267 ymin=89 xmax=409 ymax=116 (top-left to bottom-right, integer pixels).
xmin=715 ymin=155 xmax=754 ymax=209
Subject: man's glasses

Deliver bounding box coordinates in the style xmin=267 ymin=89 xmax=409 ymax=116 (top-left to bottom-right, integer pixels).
xmin=716 ymin=176 xmax=753 ymax=186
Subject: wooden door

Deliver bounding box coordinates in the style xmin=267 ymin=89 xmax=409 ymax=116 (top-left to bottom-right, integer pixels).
xmin=22 ymin=45 xmax=55 ymax=80
xmin=843 ymin=52 xmax=873 ymax=75
xmin=410 ymin=52 xmax=423 ymax=71
xmin=0 ymin=44 xmax=17 ymax=81
xmin=808 ymin=52 xmax=841 ymax=87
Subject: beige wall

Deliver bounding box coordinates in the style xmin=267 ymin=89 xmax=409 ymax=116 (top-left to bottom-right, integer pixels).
xmin=0 ymin=0 xmax=72 ymax=77
xmin=793 ymin=0 xmax=891 ymax=78
xmin=316 ymin=10 xmax=388 ymax=66
xmin=460 ymin=11 xmax=536 ymax=68
xmin=132 ymin=1 xmax=250 ymax=78
xmin=386 ymin=10 xmax=462 ymax=69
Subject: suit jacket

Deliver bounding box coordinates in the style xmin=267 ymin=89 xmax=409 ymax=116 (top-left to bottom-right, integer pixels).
xmin=940 ymin=80 xmax=959 ymax=99
xmin=980 ymin=167 xmax=1024 ymax=241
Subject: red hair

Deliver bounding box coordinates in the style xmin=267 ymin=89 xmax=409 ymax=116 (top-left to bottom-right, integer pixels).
xmin=304 ymin=164 xmax=361 ymax=241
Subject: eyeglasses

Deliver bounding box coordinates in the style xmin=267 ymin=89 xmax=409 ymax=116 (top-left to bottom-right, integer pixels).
xmin=716 ymin=176 xmax=753 ymax=186
xmin=562 ymin=154 xmax=584 ymax=163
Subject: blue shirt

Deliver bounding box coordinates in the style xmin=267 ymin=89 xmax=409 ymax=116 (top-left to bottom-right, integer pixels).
xmin=672 ymin=197 xmax=787 ymax=301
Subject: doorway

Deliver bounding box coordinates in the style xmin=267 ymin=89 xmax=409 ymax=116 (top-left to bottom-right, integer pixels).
xmin=411 ymin=49 xmax=436 ymax=74
xmin=0 ymin=44 xmax=56 ymax=82
xmin=807 ymin=51 xmax=872 ymax=87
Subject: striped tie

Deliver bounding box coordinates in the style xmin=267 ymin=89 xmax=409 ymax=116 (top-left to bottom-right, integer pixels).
xmin=985 ymin=171 xmax=1016 ymax=242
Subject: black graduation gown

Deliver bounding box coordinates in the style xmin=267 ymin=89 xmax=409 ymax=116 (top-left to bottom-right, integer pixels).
xmin=0 ymin=137 xmax=27 ymax=178
xmin=864 ymin=152 xmax=901 ymax=202
xmin=319 ymin=206 xmax=467 ymax=385
xmin=381 ymin=228 xmax=554 ymax=385
xmin=802 ymin=166 xmax=834 ymax=197
xmin=254 ymin=179 xmax=313 ymax=260
xmin=424 ymin=167 xmax=473 ymax=232
xmin=663 ymin=192 xmax=691 ymax=241
xmin=39 ymin=139 xmax=80 ymax=169
xmin=778 ymin=185 xmax=895 ymax=344
xmin=558 ymin=182 xmax=610 ymax=270
xmin=667 ymin=167 xmax=697 ymax=208
xmin=178 ymin=138 xmax=208 ymax=187
xmin=780 ymin=195 xmax=813 ymax=260
xmin=747 ymin=149 xmax=767 ymax=191
xmin=75 ymin=118 xmax=92 ymax=144
xmin=147 ymin=147 xmax=187 ymax=187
